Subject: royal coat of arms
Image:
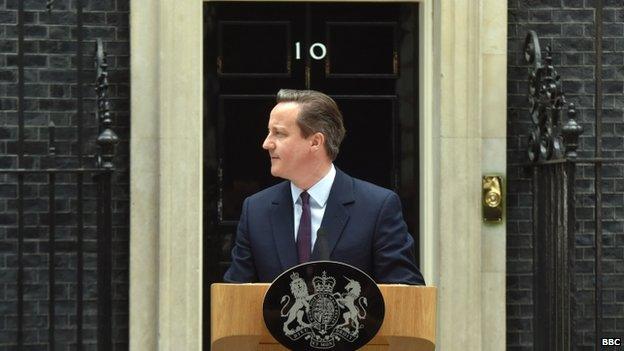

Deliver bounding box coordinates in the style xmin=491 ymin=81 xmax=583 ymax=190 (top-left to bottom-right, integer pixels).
xmin=279 ymin=271 xmax=368 ymax=349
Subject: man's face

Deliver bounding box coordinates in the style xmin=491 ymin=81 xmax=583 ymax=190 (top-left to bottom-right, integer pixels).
xmin=262 ymin=102 xmax=313 ymax=181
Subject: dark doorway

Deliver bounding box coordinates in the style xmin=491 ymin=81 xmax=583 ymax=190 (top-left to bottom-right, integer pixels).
xmin=203 ymin=2 xmax=419 ymax=349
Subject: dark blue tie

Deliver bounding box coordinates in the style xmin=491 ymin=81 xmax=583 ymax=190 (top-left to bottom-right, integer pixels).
xmin=297 ymin=192 xmax=311 ymax=263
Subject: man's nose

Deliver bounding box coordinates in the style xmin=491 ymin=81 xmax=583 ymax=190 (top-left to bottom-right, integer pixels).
xmin=262 ymin=136 xmax=273 ymax=150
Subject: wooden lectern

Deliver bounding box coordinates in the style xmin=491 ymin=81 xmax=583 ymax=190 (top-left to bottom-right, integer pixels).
xmin=211 ymin=284 xmax=436 ymax=350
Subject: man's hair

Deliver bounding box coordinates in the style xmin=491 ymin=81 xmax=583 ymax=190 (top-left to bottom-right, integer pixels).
xmin=276 ymin=89 xmax=346 ymax=160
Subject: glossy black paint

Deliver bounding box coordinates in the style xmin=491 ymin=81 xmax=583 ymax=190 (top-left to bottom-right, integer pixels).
xmin=203 ymin=4 xmax=419 ymax=349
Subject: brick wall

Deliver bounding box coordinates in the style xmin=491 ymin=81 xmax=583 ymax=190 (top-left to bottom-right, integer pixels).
xmin=0 ymin=0 xmax=129 ymax=349
xmin=508 ymin=1 xmax=623 ymax=350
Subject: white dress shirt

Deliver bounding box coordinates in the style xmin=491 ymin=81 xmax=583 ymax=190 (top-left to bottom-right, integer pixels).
xmin=290 ymin=164 xmax=336 ymax=250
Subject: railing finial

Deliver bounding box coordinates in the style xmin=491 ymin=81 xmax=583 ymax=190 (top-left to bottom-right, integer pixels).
xmin=524 ymin=31 xmax=581 ymax=163
xmin=94 ymin=39 xmax=118 ymax=169
xmin=46 ymin=0 xmax=55 ymax=13
xmin=562 ymin=103 xmax=583 ymax=159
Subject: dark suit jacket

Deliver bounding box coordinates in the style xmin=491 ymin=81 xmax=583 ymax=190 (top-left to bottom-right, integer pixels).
xmin=224 ymin=168 xmax=425 ymax=285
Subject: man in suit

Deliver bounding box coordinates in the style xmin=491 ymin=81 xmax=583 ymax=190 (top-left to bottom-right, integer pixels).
xmin=224 ymin=89 xmax=425 ymax=285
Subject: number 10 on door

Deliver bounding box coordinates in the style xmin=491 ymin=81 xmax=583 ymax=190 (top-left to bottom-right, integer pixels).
xmin=295 ymin=42 xmax=327 ymax=60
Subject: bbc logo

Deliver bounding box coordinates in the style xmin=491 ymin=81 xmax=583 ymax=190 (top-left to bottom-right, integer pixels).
xmin=602 ymin=338 xmax=621 ymax=346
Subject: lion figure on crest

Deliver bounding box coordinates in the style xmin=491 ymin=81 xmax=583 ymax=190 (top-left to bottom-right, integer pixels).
xmin=281 ymin=273 xmax=312 ymax=335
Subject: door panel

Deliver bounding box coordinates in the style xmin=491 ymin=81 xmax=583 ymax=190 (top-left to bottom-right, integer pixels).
xmin=203 ymin=3 xmax=418 ymax=349
xmin=219 ymin=95 xmax=276 ymax=222
xmin=326 ymin=22 xmax=398 ymax=77
xmin=218 ymin=21 xmax=292 ymax=76
xmin=334 ymin=97 xmax=397 ymax=189
xmin=309 ymin=3 xmax=404 ymax=95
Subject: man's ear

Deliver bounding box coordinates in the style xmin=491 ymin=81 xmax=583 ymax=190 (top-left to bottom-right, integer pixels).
xmin=310 ymin=132 xmax=325 ymax=150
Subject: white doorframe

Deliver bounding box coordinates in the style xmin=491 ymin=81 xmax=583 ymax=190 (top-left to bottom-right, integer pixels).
xmin=129 ymin=0 xmax=507 ymax=349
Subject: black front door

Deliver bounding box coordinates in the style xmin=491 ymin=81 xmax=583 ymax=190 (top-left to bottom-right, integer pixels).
xmin=203 ymin=2 xmax=418 ymax=348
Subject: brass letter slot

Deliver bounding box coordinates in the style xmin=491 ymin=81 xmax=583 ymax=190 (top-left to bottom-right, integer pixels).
xmin=482 ymin=176 xmax=503 ymax=222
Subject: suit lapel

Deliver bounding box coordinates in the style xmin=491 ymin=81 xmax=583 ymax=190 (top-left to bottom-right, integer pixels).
xmin=311 ymin=169 xmax=354 ymax=260
xmin=270 ymin=182 xmax=298 ymax=271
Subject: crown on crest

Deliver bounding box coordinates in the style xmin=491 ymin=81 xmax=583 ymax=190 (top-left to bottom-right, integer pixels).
xmin=290 ymin=272 xmax=301 ymax=281
xmin=312 ymin=271 xmax=336 ymax=293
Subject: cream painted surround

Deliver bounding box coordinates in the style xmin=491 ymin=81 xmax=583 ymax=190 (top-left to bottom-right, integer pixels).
xmin=129 ymin=0 xmax=507 ymax=349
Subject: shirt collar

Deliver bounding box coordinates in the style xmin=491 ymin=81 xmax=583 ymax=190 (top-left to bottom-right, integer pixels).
xmin=290 ymin=164 xmax=336 ymax=207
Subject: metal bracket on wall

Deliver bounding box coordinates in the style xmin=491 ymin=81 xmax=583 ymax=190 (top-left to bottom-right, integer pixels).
xmin=482 ymin=175 xmax=503 ymax=222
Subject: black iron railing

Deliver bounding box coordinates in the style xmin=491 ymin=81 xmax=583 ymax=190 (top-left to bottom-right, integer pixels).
xmin=524 ymin=30 xmax=582 ymax=351
xmin=524 ymin=26 xmax=624 ymax=350
xmin=2 ymin=1 xmax=118 ymax=349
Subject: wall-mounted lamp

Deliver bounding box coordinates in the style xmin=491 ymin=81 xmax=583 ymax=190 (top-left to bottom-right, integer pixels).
xmin=482 ymin=176 xmax=503 ymax=222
